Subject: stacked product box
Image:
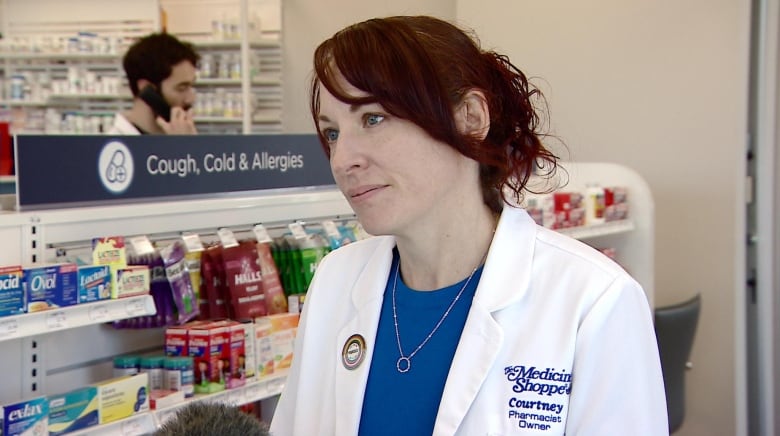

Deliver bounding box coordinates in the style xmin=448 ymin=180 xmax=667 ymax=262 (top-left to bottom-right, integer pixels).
xmin=92 ymin=236 xmax=151 ymax=299
xmin=604 ymin=186 xmax=629 ymax=222
xmin=552 ymin=191 xmax=586 ymax=229
xmin=254 ymin=313 xmax=300 ymax=374
xmin=523 ymin=186 xmax=630 ymax=228
xmin=190 ymin=320 xmax=246 ymax=392
xmin=166 ymin=319 xmax=248 ymax=394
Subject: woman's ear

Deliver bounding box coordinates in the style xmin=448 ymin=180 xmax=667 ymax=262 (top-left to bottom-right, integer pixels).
xmin=455 ymin=89 xmax=490 ymax=141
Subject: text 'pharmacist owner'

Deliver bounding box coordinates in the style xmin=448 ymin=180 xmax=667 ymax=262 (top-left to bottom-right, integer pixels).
xmin=108 ymin=33 xmax=200 ymax=135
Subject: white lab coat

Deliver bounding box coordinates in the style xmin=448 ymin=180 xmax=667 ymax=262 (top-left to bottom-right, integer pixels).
xmin=106 ymin=113 xmax=141 ymax=135
xmin=271 ymin=206 xmax=668 ymax=435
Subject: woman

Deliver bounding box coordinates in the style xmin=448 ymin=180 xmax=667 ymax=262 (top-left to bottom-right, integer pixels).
xmin=271 ymin=16 xmax=667 ymax=435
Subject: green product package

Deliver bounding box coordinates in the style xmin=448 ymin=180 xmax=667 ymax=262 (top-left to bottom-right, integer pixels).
xmin=298 ymin=233 xmax=330 ymax=292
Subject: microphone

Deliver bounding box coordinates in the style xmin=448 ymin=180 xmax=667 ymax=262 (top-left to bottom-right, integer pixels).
xmin=154 ymin=402 xmax=271 ymax=436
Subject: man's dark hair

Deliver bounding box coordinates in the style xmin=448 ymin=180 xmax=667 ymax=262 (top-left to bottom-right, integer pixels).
xmin=123 ymin=32 xmax=200 ymax=96
xmin=154 ymin=402 xmax=270 ymax=436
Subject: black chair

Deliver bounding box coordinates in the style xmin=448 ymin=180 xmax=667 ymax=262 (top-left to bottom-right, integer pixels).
xmin=654 ymin=294 xmax=701 ymax=433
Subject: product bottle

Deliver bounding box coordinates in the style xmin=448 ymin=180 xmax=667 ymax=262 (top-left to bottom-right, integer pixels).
xmin=113 ymin=356 xmax=139 ymax=377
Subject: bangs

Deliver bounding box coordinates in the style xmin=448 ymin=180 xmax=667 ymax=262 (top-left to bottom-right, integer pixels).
xmin=312 ymin=18 xmax=433 ymax=117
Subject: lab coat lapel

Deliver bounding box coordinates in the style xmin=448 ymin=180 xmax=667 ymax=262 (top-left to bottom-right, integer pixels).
xmin=433 ymin=207 xmax=537 ymax=435
xmin=334 ymin=236 xmax=395 ymax=435
xmin=434 ymin=304 xmax=503 ymax=436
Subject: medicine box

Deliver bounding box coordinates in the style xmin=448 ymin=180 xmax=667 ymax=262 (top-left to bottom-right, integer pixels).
xmin=94 ymin=372 xmax=149 ymax=424
xmin=241 ymin=322 xmax=257 ymax=381
xmin=254 ymin=320 xmax=274 ymax=378
xmin=48 ymin=386 xmax=99 ymax=435
xmin=0 ymin=265 xmax=24 ymax=317
xmin=1 ymin=396 xmax=48 ymax=436
xmin=115 ymin=265 xmax=150 ymax=299
xmin=77 ymin=265 xmax=111 ymax=303
xmin=256 ymin=313 xmax=299 ymax=371
xmin=24 ymin=263 xmax=78 ymax=312
xmin=228 ymin=323 xmax=246 ymax=389
xmin=189 ymin=321 xmax=230 ymax=394
xmin=165 ymin=326 xmax=190 ymax=357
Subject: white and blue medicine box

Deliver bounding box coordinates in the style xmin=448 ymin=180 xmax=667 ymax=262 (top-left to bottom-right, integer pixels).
xmin=48 ymin=386 xmax=99 ymax=435
xmin=23 ymin=263 xmax=78 ymax=312
xmin=77 ymin=265 xmax=111 ymax=303
xmin=0 ymin=265 xmax=24 ymax=317
xmin=1 ymin=396 xmax=49 ymax=436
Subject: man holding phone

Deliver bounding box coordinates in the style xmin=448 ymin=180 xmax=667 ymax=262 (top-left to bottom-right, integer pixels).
xmin=108 ymin=33 xmax=200 ymax=135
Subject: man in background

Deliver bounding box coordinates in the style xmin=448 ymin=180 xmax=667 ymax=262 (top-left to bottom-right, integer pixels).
xmin=108 ymin=32 xmax=200 ymax=134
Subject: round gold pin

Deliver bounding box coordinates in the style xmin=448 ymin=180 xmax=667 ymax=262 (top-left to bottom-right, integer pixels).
xmin=342 ymin=334 xmax=366 ymax=370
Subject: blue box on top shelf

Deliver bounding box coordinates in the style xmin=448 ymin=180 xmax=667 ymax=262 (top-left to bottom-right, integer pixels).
xmin=23 ymin=263 xmax=78 ymax=312
xmin=77 ymin=265 xmax=111 ymax=303
xmin=0 ymin=265 xmax=24 ymax=317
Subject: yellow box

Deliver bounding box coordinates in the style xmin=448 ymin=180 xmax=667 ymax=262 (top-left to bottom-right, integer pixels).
xmin=94 ymin=373 xmax=149 ymax=424
xmin=114 ymin=266 xmax=150 ymax=299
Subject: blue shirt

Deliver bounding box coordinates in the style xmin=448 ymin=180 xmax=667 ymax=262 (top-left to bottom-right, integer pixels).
xmin=358 ymin=250 xmax=483 ymax=435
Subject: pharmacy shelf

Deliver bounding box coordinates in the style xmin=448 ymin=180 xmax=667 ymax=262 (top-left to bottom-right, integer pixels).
xmin=195 ymin=116 xmax=243 ymax=123
xmin=48 ymin=94 xmax=130 ymax=101
xmin=0 ymin=52 xmax=122 ymax=60
xmin=69 ymin=371 xmax=288 ymax=436
xmin=557 ymin=219 xmax=635 ymax=240
xmin=0 ymin=295 xmax=155 ymax=343
xmin=196 ymin=77 xmax=282 ymax=86
xmin=194 ymin=39 xmax=281 ymax=49
xmin=0 ymin=99 xmax=47 ymax=106
xmin=154 ymin=371 xmax=287 ymax=426
xmin=195 ymin=115 xmax=281 ymax=124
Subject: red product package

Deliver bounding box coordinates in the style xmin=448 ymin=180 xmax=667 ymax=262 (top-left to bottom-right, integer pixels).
xmin=222 ymin=241 xmax=267 ymax=319
xmin=256 ymin=242 xmax=287 ymax=314
xmin=201 ymin=245 xmax=230 ymax=320
xmin=189 ymin=321 xmax=230 ymax=393
xmin=228 ymin=322 xmax=246 ymax=388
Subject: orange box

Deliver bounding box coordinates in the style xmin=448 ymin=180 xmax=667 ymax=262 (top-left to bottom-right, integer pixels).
xmin=256 ymin=313 xmax=300 ymax=371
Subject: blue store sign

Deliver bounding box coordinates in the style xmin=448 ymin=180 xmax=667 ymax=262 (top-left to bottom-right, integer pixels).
xmin=15 ymin=134 xmax=335 ymax=210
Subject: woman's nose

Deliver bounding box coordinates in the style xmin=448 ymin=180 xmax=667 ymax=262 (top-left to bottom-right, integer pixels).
xmin=329 ymin=132 xmax=366 ymax=175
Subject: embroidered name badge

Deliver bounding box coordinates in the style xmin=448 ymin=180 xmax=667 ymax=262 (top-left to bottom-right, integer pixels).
xmin=503 ymin=364 xmax=572 ymax=432
xmin=342 ymin=334 xmax=366 ymax=370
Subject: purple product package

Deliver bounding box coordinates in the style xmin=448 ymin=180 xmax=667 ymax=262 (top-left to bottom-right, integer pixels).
xmin=142 ymin=251 xmax=175 ymax=328
xmin=160 ymin=241 xmax=199 ymax=324
xmin=116 ymin=251 xmax=175 ymax=329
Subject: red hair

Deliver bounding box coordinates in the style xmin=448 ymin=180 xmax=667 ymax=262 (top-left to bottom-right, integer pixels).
xmin=311 ymin=16 xmax=559 ymax=212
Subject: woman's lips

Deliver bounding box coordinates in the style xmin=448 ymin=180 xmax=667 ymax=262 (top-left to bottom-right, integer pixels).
xmin=348 ymin=185 xmax=387 ymax=200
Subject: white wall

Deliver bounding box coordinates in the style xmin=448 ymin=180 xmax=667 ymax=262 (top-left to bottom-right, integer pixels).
xmin=281 ymin=0 xmax=455 ymax=133
xmin=454 ymin=0 xmax=749 ymax=435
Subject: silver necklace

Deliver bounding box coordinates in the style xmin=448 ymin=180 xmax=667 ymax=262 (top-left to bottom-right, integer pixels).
xmin=391 ymin=260 xmax=482 ymax=374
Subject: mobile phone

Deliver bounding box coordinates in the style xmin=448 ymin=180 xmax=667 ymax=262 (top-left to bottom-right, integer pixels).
xmin=139 ymin=85 xmax=171 ymax=122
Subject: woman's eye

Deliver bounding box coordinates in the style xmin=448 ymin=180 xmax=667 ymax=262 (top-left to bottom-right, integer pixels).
xmin=323 ymin=128 xmax=339 ymax=142
xmin=365 ymin=113 xmax=384 ymax=127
